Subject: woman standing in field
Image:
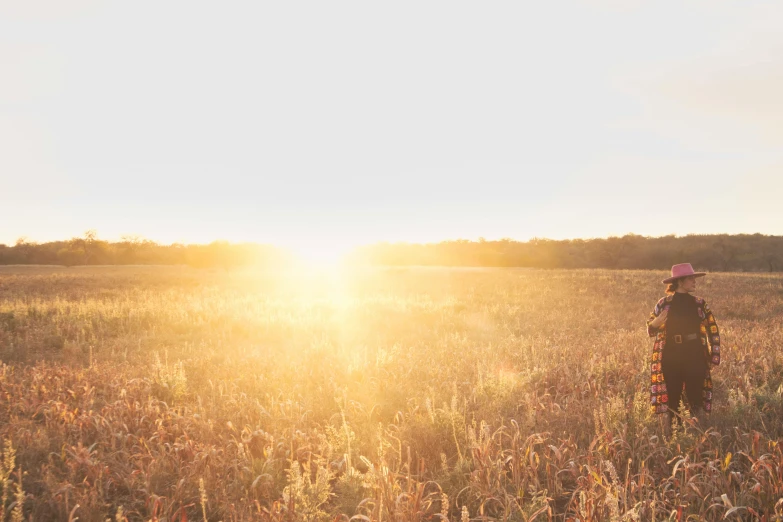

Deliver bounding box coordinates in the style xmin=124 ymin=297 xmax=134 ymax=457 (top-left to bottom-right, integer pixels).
xmin=647 ymin=263 xmax=722 ymax=424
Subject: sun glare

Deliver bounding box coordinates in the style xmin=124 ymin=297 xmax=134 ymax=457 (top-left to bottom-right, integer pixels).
xmin=290 ymin=241 xmax=351 ymax=268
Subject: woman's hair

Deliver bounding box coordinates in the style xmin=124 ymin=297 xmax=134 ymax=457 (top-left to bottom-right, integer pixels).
xmin=665 ymin=279 xmax=679 ymax=295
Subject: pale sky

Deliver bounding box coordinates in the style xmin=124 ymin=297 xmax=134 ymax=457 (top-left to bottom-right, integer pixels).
xmin=1 ymin=1 xmax=782 ymax=256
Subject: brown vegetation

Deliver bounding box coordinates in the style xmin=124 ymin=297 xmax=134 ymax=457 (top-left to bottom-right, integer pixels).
xmin=0 ymin=233 xmax=291 ymax=270
xmin=0 ymin=266 xmax=782 ymax=520
xmin=351 ymin=234 xmax=783 ymax=272
xmin=2 ymin=232 xmax=783 ymax=273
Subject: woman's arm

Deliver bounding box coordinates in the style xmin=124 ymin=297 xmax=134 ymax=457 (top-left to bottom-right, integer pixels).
xmin=703 ymin=301 xmax=721 ymax=365
xmin=647 ymin=298 xmax=668 ymax=337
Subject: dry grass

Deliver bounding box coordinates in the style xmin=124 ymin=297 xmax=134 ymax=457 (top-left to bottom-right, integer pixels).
xmin=0 ymin=265 xmax=782 ymax=521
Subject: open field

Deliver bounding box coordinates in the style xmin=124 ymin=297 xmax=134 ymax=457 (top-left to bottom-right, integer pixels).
xmin=0 ymin=265 xmax=782 ymax=521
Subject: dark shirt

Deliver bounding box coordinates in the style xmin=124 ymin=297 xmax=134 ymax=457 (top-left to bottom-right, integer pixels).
xmin=663 ymin=292 xmax=705 ymax=368
xmin=666 ymin=292 xmax=702 ymax=337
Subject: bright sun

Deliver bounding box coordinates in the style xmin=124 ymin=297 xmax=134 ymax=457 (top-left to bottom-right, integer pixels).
xmin=289 ymin=241 xmax=352 ymax=267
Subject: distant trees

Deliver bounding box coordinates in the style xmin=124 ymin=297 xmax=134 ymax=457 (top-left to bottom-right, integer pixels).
xmin=348 ymin=233 xmax=783 ymax=272
xmin=12 ymin=238 xmax=36 ymax=264
xmin=1 ymin=232 xmax=782 ymax=272
xmin=117 ymin=235 xmax=154 ymax=264
xmin=56 ymin=230 xmax=111 ymax=266
xmin=0 ymin=231 xmax=293 ymax=269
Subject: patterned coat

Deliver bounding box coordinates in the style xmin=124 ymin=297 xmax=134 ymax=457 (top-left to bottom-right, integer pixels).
xmin=646 ymin=294 xmax=722 ymax=414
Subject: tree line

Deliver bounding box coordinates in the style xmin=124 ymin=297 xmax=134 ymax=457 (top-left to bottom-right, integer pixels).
xmin=1 ymin=232 xmax=782 ymax=272
xmin=0 ymin=231 xmax=292 ymax=269
xmin=347 ymin=233 xmax=783 ymax=272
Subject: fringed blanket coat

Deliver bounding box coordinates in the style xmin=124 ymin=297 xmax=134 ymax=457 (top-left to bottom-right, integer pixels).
xmin=646 ymin=295 xmax=722 ymax=415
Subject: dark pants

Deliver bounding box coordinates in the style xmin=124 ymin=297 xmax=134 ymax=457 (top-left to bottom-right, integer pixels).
xmin=662 ymin=341 xmax=706 ymax=421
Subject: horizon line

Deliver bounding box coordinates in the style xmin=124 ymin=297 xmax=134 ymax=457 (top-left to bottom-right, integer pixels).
xmin=4 ymin=230 xmax=783 ymax=249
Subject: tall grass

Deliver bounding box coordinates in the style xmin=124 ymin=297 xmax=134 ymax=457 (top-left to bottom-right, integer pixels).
xmin=0 ymin=265 xmax=781 ymax=520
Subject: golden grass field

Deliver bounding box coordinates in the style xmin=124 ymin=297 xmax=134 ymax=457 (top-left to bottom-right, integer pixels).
xmin=0 ymin=265 xmax=782 ymax=521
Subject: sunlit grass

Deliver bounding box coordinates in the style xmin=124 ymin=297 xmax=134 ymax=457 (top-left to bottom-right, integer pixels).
xmin=0 ymin=266 xmax=781 ymax=520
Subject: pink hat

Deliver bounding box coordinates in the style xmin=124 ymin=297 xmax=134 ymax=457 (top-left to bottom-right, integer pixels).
xmin=662 ymin=263 xmax=707 ymax=284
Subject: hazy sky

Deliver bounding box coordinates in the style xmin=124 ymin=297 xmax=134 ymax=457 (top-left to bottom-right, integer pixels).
xmin=1 ymin=1 xmax=782 ymax=255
